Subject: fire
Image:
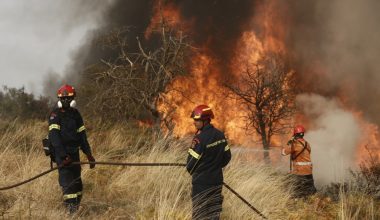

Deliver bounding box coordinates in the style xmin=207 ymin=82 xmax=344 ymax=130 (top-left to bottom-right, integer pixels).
xmin=149 ymin=1 xmax=289 ymax=146
xmin=231 ymin=31 xmax=264 ymax=72
xmin=252 ymin=0 xmax=288 ymax=54
xmin=145 ymin=1 xmax=380 ymax=164
xmin=158 ymin=47 xmax=256 ymax=144
xmin=145 ymin=2 xmax=185 ymax=39
xmin=354 ymin=112 xmax=380 ymax=163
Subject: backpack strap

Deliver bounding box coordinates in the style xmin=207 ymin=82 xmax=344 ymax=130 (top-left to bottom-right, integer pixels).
xmin=291 ymin=140 xmax=310 ymax=161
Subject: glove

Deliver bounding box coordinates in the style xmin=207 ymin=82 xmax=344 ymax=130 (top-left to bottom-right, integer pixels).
xmin=62 ymin=155 xmax=72 ymax=167
xmin=87 ymin=154 xmax=96 ymax=169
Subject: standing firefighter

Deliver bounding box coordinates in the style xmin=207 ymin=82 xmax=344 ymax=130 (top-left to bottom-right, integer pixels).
xmin=186 ymin=105 xmax=231 ymax=220
xmin=48 ymin=84 xmax=96 ymax=213
xmin=282 ymin=125 xmax=316 ymax=198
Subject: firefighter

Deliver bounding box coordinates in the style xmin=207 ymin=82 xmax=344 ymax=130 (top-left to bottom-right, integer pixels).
xmin=186 ymin=105 xmax=231 ymax=220
xmin=282 ymin=125 xmax=316 ymax=198
xmin=48 ymin=84 xmax=96 ymax=213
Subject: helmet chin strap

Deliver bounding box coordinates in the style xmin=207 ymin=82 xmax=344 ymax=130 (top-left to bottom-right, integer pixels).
xmin=200 ymin=120 xmax=210 ymax=130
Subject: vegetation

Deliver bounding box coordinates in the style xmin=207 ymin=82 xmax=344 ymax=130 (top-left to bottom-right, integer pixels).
xmin=0 ymin=120 xmax=379 ymax=219
xmin=0 ymin=17 xmax=378 ymax=220
xmin=78 ymin=26 xmax=191 ymax=130
xmin=0 ymin=86 xmax=51 ymax=120
xmin=226 ymin=55 xmax=296 ymax=163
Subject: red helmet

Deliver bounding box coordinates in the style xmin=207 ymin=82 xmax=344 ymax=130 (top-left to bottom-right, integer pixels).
xmin=190 ymin=104 xmax=214 ymax=120
xmin=293 ymin=125 xmax=305 ymax=135
xmin=57 ymin=84 xmax=76 ymax=98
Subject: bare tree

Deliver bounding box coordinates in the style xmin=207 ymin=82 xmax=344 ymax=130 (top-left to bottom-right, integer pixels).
xmin=81 ymin=24 xmax=191 ymax=130
xmin=226 ymin=56 xmax=296 ymax=163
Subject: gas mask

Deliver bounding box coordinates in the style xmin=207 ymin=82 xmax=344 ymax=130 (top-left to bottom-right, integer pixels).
xmin=58 ymin=97 xmax=76 ymax=109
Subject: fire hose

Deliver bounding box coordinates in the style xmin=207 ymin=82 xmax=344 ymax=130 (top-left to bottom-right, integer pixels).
xmin=0 ymin=161 xmax=267 ymax=219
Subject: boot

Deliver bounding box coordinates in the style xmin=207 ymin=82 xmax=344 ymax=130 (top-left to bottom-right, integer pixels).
xmin=64 ymin=198 xmax=79 ymax=214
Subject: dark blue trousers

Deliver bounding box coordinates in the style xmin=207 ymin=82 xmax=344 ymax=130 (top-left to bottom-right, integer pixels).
xmin=58 ymin=152 xmax=83 ymax=213
xmin=191 ymin=184 xmax=223 ymax=220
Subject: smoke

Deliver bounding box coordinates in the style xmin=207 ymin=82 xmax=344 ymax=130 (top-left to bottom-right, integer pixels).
xmin=38 ymin=0 xmax=114 ymax=97
xmin=42 ymin=1 xmax=379 ymax=151
xmin=283 ymin=1 xmax=380 ymax=183
xmin=296 ymin=94 xmax=361 ymax=185
xmin=54 ymin=0 xmax=257 ymax=88
xmin=43 ymin=0 xmax=380 ymax=111
xmin=42 ymin=0 xmax=157 ymax=97
xmin=35 ymin=1 xmax=380 ymax=184
xmin=174 ymin=0 xmax=256 ymax=72
xmin=0 ymin=0 xmax=113 ymax=95
xmin=68 ymin=0 xmax=155 ymax=67
xmin=285 ymin=0 xmax=380 ymax=125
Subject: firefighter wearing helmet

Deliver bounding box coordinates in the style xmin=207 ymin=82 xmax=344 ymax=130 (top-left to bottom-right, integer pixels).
xmin=282 ymin=125 xmax=316 ymax=198
xmin=48 ymin=84 xmax=96 ymax=213
xmin=186 ymin=104 xmax=231 ymax=219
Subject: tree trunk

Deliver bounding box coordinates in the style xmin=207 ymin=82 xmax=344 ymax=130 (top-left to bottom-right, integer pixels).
xmin=259 ymin=122 xmax=271 ymax=164
xmin=261 ymin=134 xmax=270 ymax=164
xmin=147 ymin=103 xmax=161 ymax=134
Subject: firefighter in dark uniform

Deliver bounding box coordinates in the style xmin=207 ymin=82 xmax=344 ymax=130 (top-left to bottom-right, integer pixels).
xmin=48 ymin=84 xmax=96 ymax=213
xmin=186 ymin=105 xmax=231 ymax=220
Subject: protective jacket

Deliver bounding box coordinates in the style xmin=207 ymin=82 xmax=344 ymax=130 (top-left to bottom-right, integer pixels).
xmin=186 ymin=124 xmax=231 ymax=185
xmin=48 ymin=107 xmax=92 ymax=165
xmin=282 ymin=138 xmax=312 ymax=175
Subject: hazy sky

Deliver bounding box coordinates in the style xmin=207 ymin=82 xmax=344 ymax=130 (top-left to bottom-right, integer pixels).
xmin=0 ymin=0 xmax=111 ymax=94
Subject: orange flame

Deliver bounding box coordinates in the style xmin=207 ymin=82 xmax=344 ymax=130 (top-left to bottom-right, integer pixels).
xmin=150 ymin=1 xmax=289 ymax=146
xmin=145 ymin=2 xmax=185 ymax=39
xmin=353 ymin=112 xmax=380 ymax=163
xmin=147 ymin=1 xmax=380 ymax=164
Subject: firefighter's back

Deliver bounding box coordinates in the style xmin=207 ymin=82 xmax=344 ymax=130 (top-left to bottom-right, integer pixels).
xmin=192 ymin=124 xmax=228 ymax=185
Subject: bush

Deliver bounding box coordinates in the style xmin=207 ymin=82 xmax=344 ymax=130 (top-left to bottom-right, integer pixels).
xmin=0 ymin=86 xmax=51 ymax=120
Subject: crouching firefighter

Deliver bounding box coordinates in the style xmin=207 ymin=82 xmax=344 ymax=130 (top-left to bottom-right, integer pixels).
xmin=47 ymin=84 xmax=96 ymax=213
xmin=186 ymin=105 xmax=231 ymax=220
xmin=282 ymin=125 xmax=316 ymax=198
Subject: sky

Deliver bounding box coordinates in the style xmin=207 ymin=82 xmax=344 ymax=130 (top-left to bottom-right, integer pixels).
xmin=0 ymin=0 xmax=112 ymax=95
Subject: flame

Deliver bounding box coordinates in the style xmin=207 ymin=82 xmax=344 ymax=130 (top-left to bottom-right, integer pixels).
xmin=145 ymin=1 xmax=380 ymax=164
xmin=231 ymin=31 xmax=264 ymax=72
xmin=145 ymin=2 xmax=185 ymax=39
xmin=253 ymin=0 xmax=288 ymax=54
xmin=150 ymin=1 xmax=289 ymax=146
xmin=353 ymin=112 xmax=380 ymax=163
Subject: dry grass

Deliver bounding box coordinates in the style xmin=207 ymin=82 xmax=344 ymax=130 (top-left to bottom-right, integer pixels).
xmin=0 ymin=120 xmax=379 ymax=219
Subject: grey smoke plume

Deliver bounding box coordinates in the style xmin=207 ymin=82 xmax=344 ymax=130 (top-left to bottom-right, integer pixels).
xmin=53 ymin=0 xmax=257 ymax=90
xmin=285 ymin=0 xmax=380 ymax=125
xmin=284 ymin=1 xmax=380 ymax=184
xmin=0 ymin=0 xmax=114 ymax=95
xmin=42 ymin=0 xmax=156 ymax=97
xmin=55 ymin=0 xmax=380 ymax=111
xmin=41 ymin=0 xmax=114 ymax=97
xmin=43 ymin=1 xmax=379 ymax=149
xmin=296 ymin=94 xmax=361 ymax=185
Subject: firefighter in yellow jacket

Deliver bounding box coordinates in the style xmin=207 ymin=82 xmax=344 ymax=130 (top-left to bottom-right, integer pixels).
xmin=282 ymin=125 xmax=316 ymax=198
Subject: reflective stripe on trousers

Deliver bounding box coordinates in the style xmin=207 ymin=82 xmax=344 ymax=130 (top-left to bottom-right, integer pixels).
xmin=294 ymin=161 xmax=312 ymax=166
xmin=63 ymin=191 xmax=82 ymax=200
